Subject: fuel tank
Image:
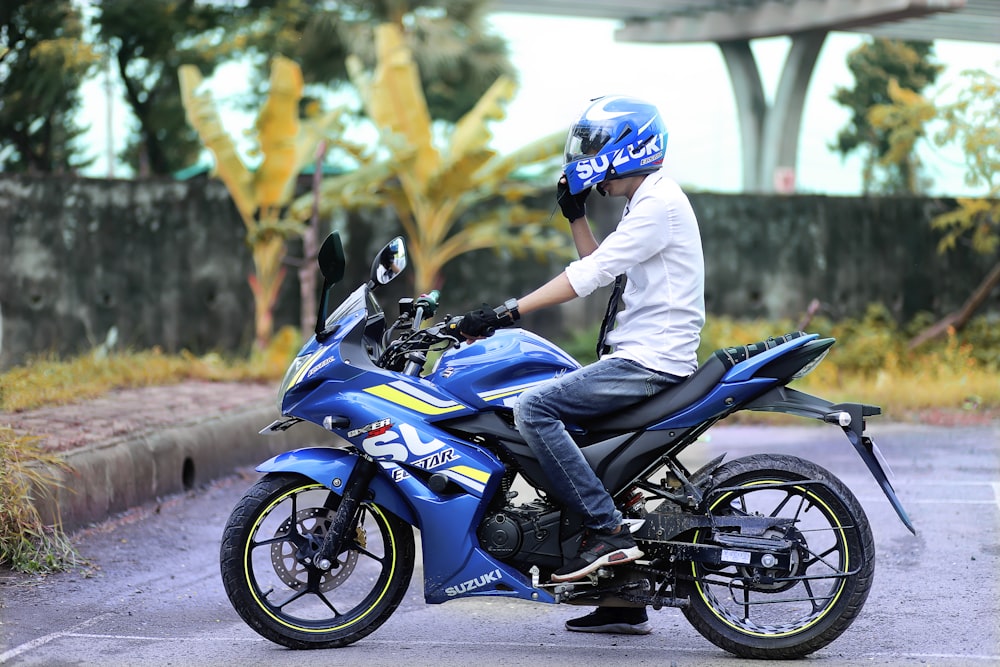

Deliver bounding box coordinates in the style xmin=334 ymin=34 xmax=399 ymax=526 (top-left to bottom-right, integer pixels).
xmin=425 ymin=329 xmax=581 ymax=410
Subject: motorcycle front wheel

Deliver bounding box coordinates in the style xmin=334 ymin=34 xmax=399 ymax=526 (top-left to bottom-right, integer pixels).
xmin=220 ymin=472 xmax=415 ymax=649
xmin=681 ymin=454 xmax=875 ymax=659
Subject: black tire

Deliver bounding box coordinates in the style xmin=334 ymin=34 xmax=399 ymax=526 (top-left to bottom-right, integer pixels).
xmin=220 ymin=472 xmax=414 ymax=649
xmin=680 ymin=454 xmax=875 ymax=659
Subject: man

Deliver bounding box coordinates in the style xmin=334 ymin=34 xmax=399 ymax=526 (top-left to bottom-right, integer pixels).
xmin=452 ymin=95 xmax=705 ymax=635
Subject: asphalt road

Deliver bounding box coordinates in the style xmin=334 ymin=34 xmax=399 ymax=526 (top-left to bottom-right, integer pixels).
xmin=1 ymin=422 xmax=998 ymax=666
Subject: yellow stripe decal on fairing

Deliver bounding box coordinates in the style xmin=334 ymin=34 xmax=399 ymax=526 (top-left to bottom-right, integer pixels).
xmin=443 ymin=470 xmax=486 ymax=494
xmin=447 ymin=465 xmax=491 ymax=484
xmin=477 ymin=380 xmax=545 ymax=402
xmin=364 ymin=384 xmax=465 ymax=415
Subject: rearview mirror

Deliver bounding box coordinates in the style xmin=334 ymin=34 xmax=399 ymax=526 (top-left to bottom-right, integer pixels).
xmin=318 ymin=232 xmax=346 ymax=284
xmin=370 ymin=236 xmax=407 ymax=286
xmin=315 ymin=232 xmax=346 ymax=339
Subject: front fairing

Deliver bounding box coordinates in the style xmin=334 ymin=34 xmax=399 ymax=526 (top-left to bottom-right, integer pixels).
xmin=274 ymin=283 xmax=480 ymax=428
xmin=277 ymin=285 xmax=371 ymax=415
xmin=425 ymin=329 xmax=581 ymax=410
xmin=273 ymin=301 xmax=580 ymax=502
xmin=274 ymin=287 xmax=503 ymax=500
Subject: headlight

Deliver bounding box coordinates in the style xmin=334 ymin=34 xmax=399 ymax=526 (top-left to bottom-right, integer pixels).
xmin=277 ymin=353 xmax=313 ymax=412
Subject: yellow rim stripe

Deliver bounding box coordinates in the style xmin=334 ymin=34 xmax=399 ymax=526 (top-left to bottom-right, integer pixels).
xmin=244 ymin=483 xmax=397 ymax=634
xmin=693 ymin=480 xmax=849 ymax=638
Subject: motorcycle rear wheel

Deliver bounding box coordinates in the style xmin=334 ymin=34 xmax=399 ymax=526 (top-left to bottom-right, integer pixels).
xmin=681 ymin=454 xmax=875 ymax=659
xmin=220 ymin=472 xmax=414 ymax=649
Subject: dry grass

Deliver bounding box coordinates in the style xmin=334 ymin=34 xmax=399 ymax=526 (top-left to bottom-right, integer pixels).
xmin=728 ymin=318 xmax=999 ymax=420
xmin=799 ymin=333 xmax=998 ymax=413
xmin=0 ymin=427 xmax=77 ymax=572
xmin=0 ymin=327 xmax=298 ymax=413
xmin=0 ymin=328 xmax=300 ymax=572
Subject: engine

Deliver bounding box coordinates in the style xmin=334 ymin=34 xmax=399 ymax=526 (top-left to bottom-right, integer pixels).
xmin=477 ymin=501 xmax=563 ymax=569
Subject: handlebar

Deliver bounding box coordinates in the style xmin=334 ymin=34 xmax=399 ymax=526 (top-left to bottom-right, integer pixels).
xmin=411 ymin=290 xmax=441 ymax=333
xmin=378 ymin=291 xmax=463 ymax=373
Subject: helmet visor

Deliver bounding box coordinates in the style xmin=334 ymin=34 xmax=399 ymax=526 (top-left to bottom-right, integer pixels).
xmin=565 ymin=122 xmax=614 ymax=163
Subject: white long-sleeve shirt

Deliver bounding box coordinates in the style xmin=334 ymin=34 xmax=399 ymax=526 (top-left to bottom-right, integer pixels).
xmin=564 ymin=169 xmax=705 ymax=376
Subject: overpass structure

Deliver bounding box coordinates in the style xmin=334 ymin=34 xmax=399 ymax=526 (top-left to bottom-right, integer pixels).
xmin=492 ymin=0 xmax=999 ymax=192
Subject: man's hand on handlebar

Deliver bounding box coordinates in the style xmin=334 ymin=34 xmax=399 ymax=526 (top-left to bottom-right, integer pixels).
xmin=448 ymin=299 xmax=520 ymax=341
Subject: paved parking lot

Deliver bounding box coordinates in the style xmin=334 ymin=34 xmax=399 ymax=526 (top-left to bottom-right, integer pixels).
xmin=1 ymin=422 xmax=998 ymax=666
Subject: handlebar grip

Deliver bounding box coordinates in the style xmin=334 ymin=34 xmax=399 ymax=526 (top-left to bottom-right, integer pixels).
xmin=414 ymin=290 xmax=441 ymax=321
xmin=416 ymin=290 xmax=440 ymax=310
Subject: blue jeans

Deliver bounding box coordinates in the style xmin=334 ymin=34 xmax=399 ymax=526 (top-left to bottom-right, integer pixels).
xmin=513 ymin=358 xmax=684 ymax=532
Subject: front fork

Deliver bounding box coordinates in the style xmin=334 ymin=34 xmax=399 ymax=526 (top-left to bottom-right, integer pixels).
xmin=315 ymin=455 xmax=378 ymax=570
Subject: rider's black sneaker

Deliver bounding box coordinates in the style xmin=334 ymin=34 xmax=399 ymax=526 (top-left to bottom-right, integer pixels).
xmin=565 ymin=606 xmax=652 ymax=635
xmin=550 ymin=526 xmax=643 ymax=582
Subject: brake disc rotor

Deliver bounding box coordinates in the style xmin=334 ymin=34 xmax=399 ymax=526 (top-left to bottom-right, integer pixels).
xmin=270 ymin=507 xmax=366 ymax=592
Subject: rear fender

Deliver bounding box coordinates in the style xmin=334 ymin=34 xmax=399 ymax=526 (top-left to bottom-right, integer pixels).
xmin=257 ymin=447 xmax=416 ymax=525
xmin=746 ymin=386 xmax=915 ymax=534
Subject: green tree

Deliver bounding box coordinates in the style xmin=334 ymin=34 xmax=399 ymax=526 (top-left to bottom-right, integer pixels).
xmin=870 ymin=68 xmax=1000 ymax=347
xmin=93 ymin=0 xmax=242 ymax=176
xmin=832 ymin=38 xmax=942 ymax=194
xmin=89 ymin=1 xmax=512 ymax=176
xmin=0 ymin=1 xmax=99 ymax=173
xmin=232 ymin=0 xmax=515 ymax=123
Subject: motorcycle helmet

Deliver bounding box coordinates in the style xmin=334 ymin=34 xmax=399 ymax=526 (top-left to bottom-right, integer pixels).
xmin=563 ymin=95 xmax=668 ymax=195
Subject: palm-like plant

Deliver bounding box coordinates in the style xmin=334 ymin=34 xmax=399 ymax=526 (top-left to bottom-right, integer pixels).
xmin=179 ymin=56 xmax=345 ymax=349
xmin=292 ymin=22 xmax=569 ymax=295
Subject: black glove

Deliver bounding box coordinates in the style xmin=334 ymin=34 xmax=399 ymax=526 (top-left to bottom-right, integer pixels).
xmin=448 ymin=299 xmax=520 ymax=339
xmin=556 ymin=177 xmax=591 ymax=222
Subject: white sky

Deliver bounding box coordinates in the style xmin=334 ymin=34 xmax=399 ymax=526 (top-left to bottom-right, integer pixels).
xmin=77 ymin=12 xmax=1000 ymax=195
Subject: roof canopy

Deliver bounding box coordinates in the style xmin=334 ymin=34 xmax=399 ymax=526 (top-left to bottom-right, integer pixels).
xmin=490 ymin=0 xmax=998 ymax=192
xmin=492 ymin=0 xmax=1000 ymax=44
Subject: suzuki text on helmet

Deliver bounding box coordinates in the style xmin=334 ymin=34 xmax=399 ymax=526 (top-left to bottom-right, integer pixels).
xmin=562 ymin=95 xmax=668 ymax=195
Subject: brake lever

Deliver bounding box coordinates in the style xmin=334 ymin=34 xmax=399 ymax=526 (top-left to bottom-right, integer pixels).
xmin=426 ymin=321 xmax=464 ymax=347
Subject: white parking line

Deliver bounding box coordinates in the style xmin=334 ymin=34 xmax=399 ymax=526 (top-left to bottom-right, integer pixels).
xmin=12 ymin=633 xmax=1000 ymax=662
xmin=0 ymin=613 xmax=114 ymax=664
xmin=860 ymin=480 xmax=1000 ymax=507
xmin=65 ymin=633 xmax=260 ymax=642
xmin=898 ymin=499 xmax=998 ymax=505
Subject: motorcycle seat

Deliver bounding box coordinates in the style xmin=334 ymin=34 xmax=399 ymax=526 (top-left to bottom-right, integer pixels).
xmin=580 ymin=354 xmax=728 ymax=432
xmin=578 ymin=332 xmax=807 ymax=432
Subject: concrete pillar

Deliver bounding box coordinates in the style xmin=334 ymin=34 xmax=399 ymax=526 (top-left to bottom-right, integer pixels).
xmin=719 ymin=30 xmax=827 ymax=192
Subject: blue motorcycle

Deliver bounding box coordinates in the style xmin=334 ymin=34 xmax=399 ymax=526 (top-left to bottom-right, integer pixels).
xmin=220 ymin=233 xmax=913 ymax=659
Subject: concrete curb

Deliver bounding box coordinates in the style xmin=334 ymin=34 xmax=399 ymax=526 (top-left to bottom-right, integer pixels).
xmin=34 ymin=403 xmax=327 ymax=534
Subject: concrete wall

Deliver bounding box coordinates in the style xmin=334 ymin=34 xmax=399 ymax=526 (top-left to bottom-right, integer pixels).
xmin=1 ymin=174 xmax=994 ymax=370
xmin=1 ymin=176 xmax=255 ymax=370
xmin=679 ymin=193 xmax=986 ymax=323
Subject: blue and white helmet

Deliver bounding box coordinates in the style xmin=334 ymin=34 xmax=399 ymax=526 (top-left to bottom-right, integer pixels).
xmin=562 ymin=96 xmax=668 ymax=195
